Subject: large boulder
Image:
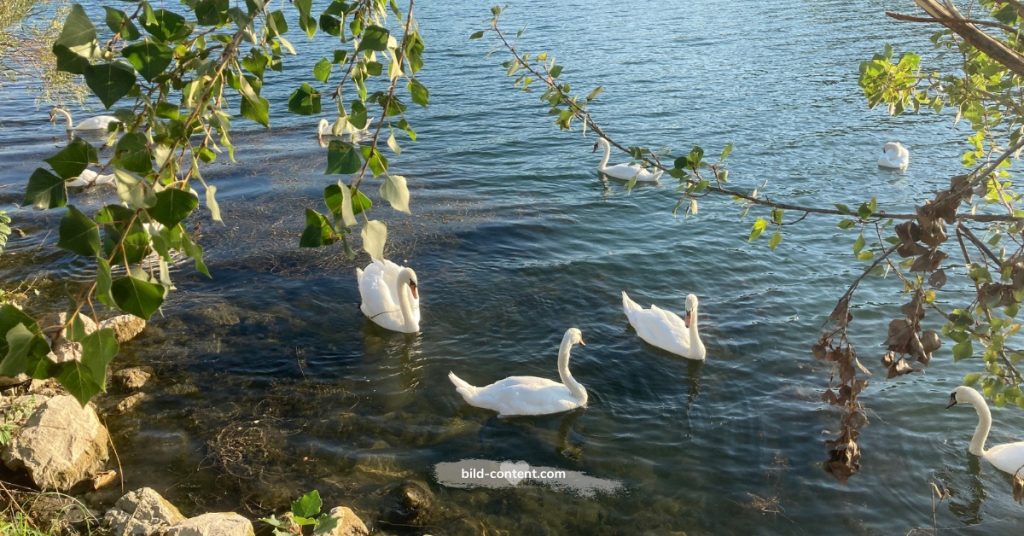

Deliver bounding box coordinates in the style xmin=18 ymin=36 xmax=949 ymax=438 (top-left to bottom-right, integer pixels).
xmin=104 ymin=487 xmax=185 ymax=536
xmin=100 ymin=315 xmax=147 ymax=343
xmin=2 ymin=395 xmax=109 ymax=491
xmin=166 ymin=513 xmax=254 ymax=536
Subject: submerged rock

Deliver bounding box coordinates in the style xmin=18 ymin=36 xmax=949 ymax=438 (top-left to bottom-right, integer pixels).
xmin=100 ymin=315 xmax=147 ymax=343
xmin=104 ymin=487 xmax=186 ymax=536
xmin=378 ymin=480 xmax=435 ymax=528
xmin=114 ymin=367 xmax=153 ymax=391
xmin=166 ymin=512 xmax=255 ymax=536
xmin=116 ymin=392 xmax=147 ymax=413
xmin=326 ymin=506 xmax=370 ymax=536
xmin=0 ymin=373 xmax=29 ymax=387
xmin=2 ymin=395 xmax=109 ymax=491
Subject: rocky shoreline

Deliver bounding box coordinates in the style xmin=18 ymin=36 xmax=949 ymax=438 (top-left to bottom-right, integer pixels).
xmin=0 ymin=314 xmax=374 ymax=536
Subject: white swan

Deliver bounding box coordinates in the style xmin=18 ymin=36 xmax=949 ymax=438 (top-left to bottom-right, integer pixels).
xmin=49 ymin=107 xmax=119 ymax=132
xmin=317 ymin=118 xmax=369 ymax=148
xmin=622 ymin=291 xmax=706 ymax=360
xmin=356 ymin=258 xmax=420 ymax=333
xmin=67 ymin=169 xmax=115 ymax=188
xmin=593 ymin=137 xmax=663 ymax=182
xmin=448 ymin=328 xmax=588 ymax=417
xmin=947 ymin=386 xmax=1024 ymax=475
xmin=878 ymin=141 xmax=909 ymax=171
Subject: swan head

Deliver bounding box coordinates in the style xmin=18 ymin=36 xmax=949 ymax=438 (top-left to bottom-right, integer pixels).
xmin=882 ymin=142 xmax=905 ymax=155
xmin=683 ymin=294 xmax=698 ymax=328
xmin=564 ymin=327 xmax=586 ymax=347
xmin=947 ymin=385 xmax=982 ymax=409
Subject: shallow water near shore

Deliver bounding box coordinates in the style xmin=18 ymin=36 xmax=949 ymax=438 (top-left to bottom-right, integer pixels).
xmin=2 ymin=0 xmax=1024 ymax=534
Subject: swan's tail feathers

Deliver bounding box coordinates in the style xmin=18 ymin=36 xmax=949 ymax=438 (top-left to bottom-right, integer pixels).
xmin=448 ymin=371 xmax=479 ymax=402
xmin=622 ymin=291 xmax=642 ymax=317
xmin=355 ymin=267 xmax=364 ymax=285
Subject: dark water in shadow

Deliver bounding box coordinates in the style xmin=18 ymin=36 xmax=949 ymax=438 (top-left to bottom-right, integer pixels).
xmin=1 ymin=0 xmax=1023 ymax=534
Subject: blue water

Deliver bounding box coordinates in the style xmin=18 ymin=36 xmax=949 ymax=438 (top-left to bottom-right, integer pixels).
xmin=1 ymin=0 xmax=1023 ymax=533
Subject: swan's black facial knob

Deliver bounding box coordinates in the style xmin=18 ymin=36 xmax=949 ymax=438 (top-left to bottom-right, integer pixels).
xmin=946 ymin=392 xmax=958 ymax=409
xmin=592 ymin=142 xmax=598 ymax=152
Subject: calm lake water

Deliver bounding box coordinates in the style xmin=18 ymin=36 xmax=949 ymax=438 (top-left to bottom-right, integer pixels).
xmin=1 ymin=0 xmax=1023 ymax=533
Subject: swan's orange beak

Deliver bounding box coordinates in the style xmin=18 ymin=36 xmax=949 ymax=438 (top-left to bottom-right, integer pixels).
xmin=684 ymin=311 xmax=691 ymax=329
xmin=579 ymin=338 xmax=586 ymax=346
xmin=409 ymin=282 xmax=418 ymax=299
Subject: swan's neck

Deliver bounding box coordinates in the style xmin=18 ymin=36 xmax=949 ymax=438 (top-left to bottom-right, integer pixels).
xmin=967 ymin=393 xmax=992 ymax=457
xmin=55 ymin=109 xmax=73 ymax=129
xmin=690 ymin=305 xmax=705 ymax=353
xmin=397 ymin=272 xmax=419 ymax=332
xmin=557 ymin=337 xmax=587 ymax=405
xmin=598 ymin=139 xmax=611 ymax=170
xmin=318 ymin=119 xmax=330 ymax=136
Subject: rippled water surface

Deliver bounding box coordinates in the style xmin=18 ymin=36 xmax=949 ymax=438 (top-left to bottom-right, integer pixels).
xmin=2 ymin=0 xmax=1024 ymax=534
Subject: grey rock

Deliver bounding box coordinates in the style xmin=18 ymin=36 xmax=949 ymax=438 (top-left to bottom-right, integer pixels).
xmin=0 ymin=373 xmax=29 ymax=387
xmin=116 ymin=393 xmax=146 ymax=413
xmin=114 ymin=367 xmax=152 ymax=391
xmin=100 ymin=315 xmax=147 ymax=343
xmin=166 ymin=513 xmax=255 ymax=536
xmin=104 ymin=487 xmax=185 ymax=536
xmin=2 ymin=395 xmax=109 ymax=491
xmin=378 ymin=480 xmax=435 ymax=528
xmin=326 ymin=506 xmax=369 ymax=536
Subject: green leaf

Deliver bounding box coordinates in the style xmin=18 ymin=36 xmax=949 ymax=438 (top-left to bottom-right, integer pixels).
xmin=58 ymin=206 xmax=101 ymax=257
xmin=469 ymin=30 xmax=485 ymax=40
xmin=291 ymin=490 xmax=322 ymax=519
xmin=953 ymin=339 xmax=973 ymax=361
xmin=358 ymin=25 xmax=390 ymax=51
xmin=142 ymin=8 xmax=192 ymax=42
xmin=104 ymin=7 xmax=140 ymax=40
xmin=837 ymin=219 xmax=856 ymax=230
xmin=150 ymin=189 xmax=199 ymax=227
xmin=287 ymin=84 xmax=322 ymax=116
xmin=748 ymin=217 xmax=767 ymax=242
xmin=84 ymin=62 xmax=137 ymax=109
xmin=853 ymin=233 xmax=865 ymax=255
xmin=96 ymin=258 xmax=114 ymax=306
xmin=313 ymin=58 xmax=332 ymax=82
xmin=45 ymin=138 xmax=98 ymax=179
xmin=241 ymin=94 xmax=270 ymax=127
xmin=56 ymin=5 xmax=96 ymax=49
xmin=266 ymin=10 xmax=288 ymax=36
xmin=114 ymin=133 xmax=152 ymax=173
xmin=111 ymin=276 xmax=165 ymax=320
xmin=720 ymin=143 xmax=734 ymax=160
xmin=196 ymin=0 xmax=230 ymax=26
xmin=178 ymin=230 xmax=210 ymax=277
xmin=768 ymin=231 xmax=782 ymax=251
xmin=299 ymin=209 xmax=337 ymax=248
xmin=349 ymin=100 xmax=367 ymax=129
xmin=835 ymin=203 xmax=851 ymax=215
xmin=0 ymin=324 xmax=49 ymax=379
xmin=585 ymin=86 xmax=604 ymax=102
xmin=326 ymin=141 xmax=361 ymax=174
xmin=122 ymin=39 xmax=172 ymax=82
xmin=408 ymin=78 xmax=429 ymax=107
xmin=96 ymin=204 xmax=150 ymax=264
xmin=56 ymin=328 xmax=118 ymax=406
xmin=361 ymin=220 xmax=387 ymax=260
xmin=24 ymin=168 xmax=67 ymax=209
xmin=320 ymin=14 xmax=342 ymax=36
xmin=325 ymin=184 xmax=370 ymax=223
xmin=205 ymin=185 xmax=222 ymax=223
xmin=380 ymin=174 xmax=410 ymax=213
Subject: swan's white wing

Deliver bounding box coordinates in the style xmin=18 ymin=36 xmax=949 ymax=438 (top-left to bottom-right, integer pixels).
xmin=77 ymin=115 xmax=118 ymax=131
xmin=985 ymin=441 xmax=1024 ymax=475
xmin=601 ymin=163 xmax=659 ymax=182
xmin=358 ymin=261 xmax=398 ymax=316
xmin=470 ymin=376 xmax=579 ymax=416
xmin=376 ymin=258 xmax=420 ymax=324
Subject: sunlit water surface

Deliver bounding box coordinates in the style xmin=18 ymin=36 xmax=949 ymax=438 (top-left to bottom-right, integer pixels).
xmin=1 ymin=0 xmax=1023 ymax=534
